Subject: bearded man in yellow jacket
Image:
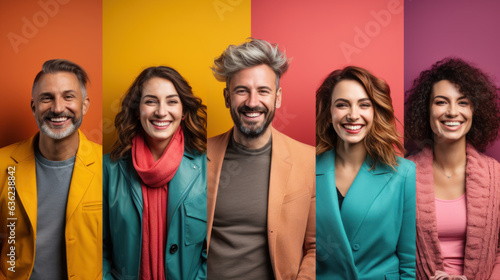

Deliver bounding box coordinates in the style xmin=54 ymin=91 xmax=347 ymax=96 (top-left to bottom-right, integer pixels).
xmin=0 ymin=59 xmax=102 ymax=280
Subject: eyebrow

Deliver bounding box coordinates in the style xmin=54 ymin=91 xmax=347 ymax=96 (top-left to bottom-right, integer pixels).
xmin=142 ymin=94 xmax=179 ymax=99
xmin=334 ymin=98 xmax=371 ymax=103
xmin=433 ymin=95 xmax=469 ymax=101
xmin=232 ymin=85 xmax=273 ymax=91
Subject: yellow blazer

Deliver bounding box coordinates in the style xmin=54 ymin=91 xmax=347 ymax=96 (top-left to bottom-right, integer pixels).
xmin=0 ymin=131 xmax=102 ymax=280
xmin=207 ymin=127 xmax=316 ymax=279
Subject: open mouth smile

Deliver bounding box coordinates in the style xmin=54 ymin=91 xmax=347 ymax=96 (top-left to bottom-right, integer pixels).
xmin=151 ymin=120 xmax=172 ymax=130
xmin=342 ymin=124 xmax=364 ymax=134
xmin=46 ymin=117 xmax=71 ymax=127
xmin=441 ymin=121 xmax=463 ymax=130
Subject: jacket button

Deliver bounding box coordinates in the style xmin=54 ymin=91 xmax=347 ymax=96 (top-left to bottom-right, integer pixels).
xmin=352 ymin=244 xmax=360 ymax=251
xmin=169 ymin=244 xmax=178 ymax=254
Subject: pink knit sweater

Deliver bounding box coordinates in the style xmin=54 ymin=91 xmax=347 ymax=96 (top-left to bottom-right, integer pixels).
xmin=408 ymin=145 xmax=500 ymax=280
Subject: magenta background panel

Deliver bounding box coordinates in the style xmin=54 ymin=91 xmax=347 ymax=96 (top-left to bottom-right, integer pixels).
xmin=405 ymin=0 xmax=500 ymax=159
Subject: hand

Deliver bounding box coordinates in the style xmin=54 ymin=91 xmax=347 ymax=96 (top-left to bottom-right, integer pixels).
xmin=431 ymin=270 xmax=468 ymax=280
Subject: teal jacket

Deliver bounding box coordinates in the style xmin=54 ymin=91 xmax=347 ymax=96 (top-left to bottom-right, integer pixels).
xmin=316 ymin=150 xmax=415 ymax=280
xmin=103 ymin=150 xmax=207 ymax=280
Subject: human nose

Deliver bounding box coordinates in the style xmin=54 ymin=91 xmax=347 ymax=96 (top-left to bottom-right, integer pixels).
xmin=447 ymin=103 xmax=458 ymax=117
xmin=52 ymin=96 xmax=65 ymax=114
xmin=246 ymin=90 xmax=260 ymax=108
xmin=155 ymin=101 xmax=168 ymax=117
xmin=347 ymin=106 xmax=360 ymax=121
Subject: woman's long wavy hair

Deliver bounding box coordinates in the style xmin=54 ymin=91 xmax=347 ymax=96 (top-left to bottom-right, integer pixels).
xmin=110 ymin=66 xmax=207 ymax=161
xmin=316 ymin=66 xmax=404 ymax=168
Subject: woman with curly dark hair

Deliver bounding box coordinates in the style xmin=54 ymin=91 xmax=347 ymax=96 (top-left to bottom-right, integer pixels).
xmin=103 ymin=66 xmax=207 ymax=280
xmin=316 ymin=66 xmax=416 ymax=280
xmin=405 ymin=57 xmax=500 ymax=280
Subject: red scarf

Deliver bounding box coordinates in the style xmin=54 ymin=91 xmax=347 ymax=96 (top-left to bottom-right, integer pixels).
xmin=132 ymin=127 xmax=184 ymax=280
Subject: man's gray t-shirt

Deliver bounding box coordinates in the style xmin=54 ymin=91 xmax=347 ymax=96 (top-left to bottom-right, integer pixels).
xmin=208 ymin=135 xmax=274 ymax=279
xmin=30 ymin=145 xmax=75 ymax=280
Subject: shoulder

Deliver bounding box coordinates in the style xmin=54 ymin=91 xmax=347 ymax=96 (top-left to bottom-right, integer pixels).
xmin=183 ymin=149 xmax=207 ymax=167
xmin=395 ymin=156 xmax=416 ymax=173
xmin=208 ymin=130 xmax=231 ymax=147
xmin=0 ymin=137 xmax=33 ymax=166
xmin=273 ymin=129 xmax=315 ymax=156
xmin=0 ymin=140 xmax=26 ymax=157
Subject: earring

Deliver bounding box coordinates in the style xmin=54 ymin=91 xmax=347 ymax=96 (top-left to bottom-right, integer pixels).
xmin=181 ymin=116 xmax=185 ymax=120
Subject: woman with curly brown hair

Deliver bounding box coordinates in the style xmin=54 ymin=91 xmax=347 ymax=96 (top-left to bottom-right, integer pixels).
xmin=405 ymin=57 xmax=500 ymax=280
xmin=316 ymin=66 xmax=416 ymax=280
xmin=103 ymin=66 xmax=207 ymax=280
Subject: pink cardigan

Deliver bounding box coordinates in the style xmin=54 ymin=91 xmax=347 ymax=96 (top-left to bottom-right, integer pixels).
xmin=408 ymin=145 xmax=500 ymax=280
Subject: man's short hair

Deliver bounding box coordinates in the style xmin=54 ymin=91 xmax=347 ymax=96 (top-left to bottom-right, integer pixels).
xmin=211 ymin=38 xmax=289 ymax=89
xmin=32 ymin=59 xmax=89 ymax=98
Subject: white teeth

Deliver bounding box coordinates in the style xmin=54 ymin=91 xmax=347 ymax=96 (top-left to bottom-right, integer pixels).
xmin=444 ymin=121 xmax=461 ymax=126
xmin=245 ymin=112 xmax=261 ymax=118
xmin=343 ymin=125 xmax=362 ymax=130
xmin=152 ymin=121 xmax=171 ymax=127
xmin=50 ymin=117 xmax=68 ymax=122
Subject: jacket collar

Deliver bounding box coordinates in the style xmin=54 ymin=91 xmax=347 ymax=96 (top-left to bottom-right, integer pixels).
xmin=317 ymin=149 xmax=393 ymax=240
xmin=118 ymin=148 xmax=201 ymax=224
xmin=10 ymin=130 xmax=98 ymax=228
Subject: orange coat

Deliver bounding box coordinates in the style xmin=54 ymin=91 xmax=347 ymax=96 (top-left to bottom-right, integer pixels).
xmin=0 ymin=131 xmax=102 ymax=280
xmin=207 ymin=127 xmax=315 ymax=279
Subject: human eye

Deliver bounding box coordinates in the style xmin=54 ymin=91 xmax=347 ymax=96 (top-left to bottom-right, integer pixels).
xmin=335 ymin=102 xmax=348 ymax=108
xmin=434 ymin=99 xmax=446 ymax=105
xmin=144 ymin=99 xmax=157 ymax=105
xmin=64 ymin=94 xmax=75 ymax=100
xmin=40 ymin=95 xmax=53 ymax=102
xmin=459 ymin=99 xmax=470 ymax=106
xmin=168 ymin=99 xmax=179 ymax=105
xmin=360 ymin=102 xmax=372 ymax=108
xmin=235 ymin=89 xmax=247 ymax=95
xmin=258 ymin=89 xmax=271 ymax=95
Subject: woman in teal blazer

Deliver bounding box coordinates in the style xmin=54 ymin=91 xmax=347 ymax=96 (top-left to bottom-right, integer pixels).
xmin=103 ymin=66 xmax=207 ymax=279
xmin=316 ymin=66 xmax=416 ymax=280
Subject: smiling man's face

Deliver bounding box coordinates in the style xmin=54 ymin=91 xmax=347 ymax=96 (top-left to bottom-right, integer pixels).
xmin=31 ymin=72 xmax=89 ymax=140
xmin=225 ymin=64 xmax=281 ymax=139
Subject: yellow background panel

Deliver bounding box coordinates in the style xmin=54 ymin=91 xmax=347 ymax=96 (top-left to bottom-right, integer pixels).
xmin=103 ymin=0 xmax=250 ymax=153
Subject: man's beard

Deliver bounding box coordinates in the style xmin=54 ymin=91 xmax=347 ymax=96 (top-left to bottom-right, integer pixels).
xmin=231 ymin=104 xmax=275 ymax=138
xmin=36 ymin=110 xmax=82 ymax=140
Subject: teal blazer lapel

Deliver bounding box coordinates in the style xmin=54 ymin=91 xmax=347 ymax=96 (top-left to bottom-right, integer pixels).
xmin=316 ymin=150 xmax=357 ymax=279
xmin=120 ymin=159 xmax=144 ymax=216
xmin=340 ymin=157 xmax=392 ymax=241
xmin=167 ymin=151 xmax=202 ymax=227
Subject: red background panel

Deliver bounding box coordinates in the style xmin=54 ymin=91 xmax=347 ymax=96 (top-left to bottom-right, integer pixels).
xmin=252 ymin=0 xmax=404 ymax=147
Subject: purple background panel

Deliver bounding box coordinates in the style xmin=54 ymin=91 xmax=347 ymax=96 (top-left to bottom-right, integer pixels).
xmin=405 ymin=0 xmax=500 ymax=160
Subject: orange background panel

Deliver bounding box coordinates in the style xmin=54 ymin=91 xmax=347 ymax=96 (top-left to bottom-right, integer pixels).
xmin=0 ymin=0 xmax=102 ymax=147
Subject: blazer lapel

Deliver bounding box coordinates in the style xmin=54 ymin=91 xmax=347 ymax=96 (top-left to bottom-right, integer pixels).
xmin=267 ymin=128 xmax=293 ymax=266
xmin=66 ymin=131 xmax=96 ymax=222
xmin=341 ymin=157 xmax=392 ymax=241
xmin=316 ymin=150 xmax=357 ymax=278
xmin=120 ymin=158 xmax=143 ymax=216
xmin=10 ymin=136 xmax=38 ymax=233
xmin=206 ymin=129 xmax=232 ymax=247
xmin=167 ymin=152 xmax=201 ymax=227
